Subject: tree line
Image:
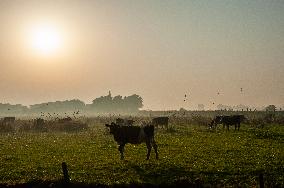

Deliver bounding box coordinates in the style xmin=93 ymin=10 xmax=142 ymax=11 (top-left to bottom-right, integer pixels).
xmin=0 ymin=92 xmax=143 ymax=116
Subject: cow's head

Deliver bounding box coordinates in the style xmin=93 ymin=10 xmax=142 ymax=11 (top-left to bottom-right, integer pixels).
xmin=240 ymin=115 xmax=247 ymax=122
xmin=208 ymin=120 xmax=215 ymax=129
xmin=214 ymin=116 xmax=223 ymax=123
xmin=127 ymin=120 xmax=135 ymax=126
xmin=116 ymin=118 xmax=124 ymax=125
xmin=105 ymin=122 xmax=120 ymax=134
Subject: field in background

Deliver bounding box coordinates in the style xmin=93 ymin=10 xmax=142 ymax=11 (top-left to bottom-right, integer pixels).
xmin=0 ymin=112 xmax=283 ymax=187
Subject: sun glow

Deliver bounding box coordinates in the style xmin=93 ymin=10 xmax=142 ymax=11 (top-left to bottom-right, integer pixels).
xmin=29 ymin=25 xmax=63 ymax=55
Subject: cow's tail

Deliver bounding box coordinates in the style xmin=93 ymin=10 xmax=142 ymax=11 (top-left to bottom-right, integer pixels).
xmin=144 ymin=125 xmax=155 ymax=138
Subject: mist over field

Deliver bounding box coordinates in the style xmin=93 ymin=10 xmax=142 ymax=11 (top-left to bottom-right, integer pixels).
xmin=0 ymin=0 xmax=283 ymax=110
xmin=0 ymin=92 xmax=283 ymax=118
xmin=0 ymin=1 xmax=283 ymax=187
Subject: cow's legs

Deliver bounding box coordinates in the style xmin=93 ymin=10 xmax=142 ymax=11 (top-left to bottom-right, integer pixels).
xmin=146 ymin=141 xmax=152 ymax=160
xmin=152 ymin=140 xmax=158 ymax=160
xmin=234 ymin=123 xmax=240 ymax=131
xmin=213 ymin=122 xmax=217 ymax=130
xmin=118 ymin=144 xmax=125 ymax=160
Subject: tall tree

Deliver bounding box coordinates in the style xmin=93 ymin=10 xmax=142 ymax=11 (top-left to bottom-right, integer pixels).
xmin=91 ymin=91 xmax=113 ymax=112
xmin=123 ymin=94 xmax=143 ymax=112
xmin=265 ymin=105 xmax=276 ymax=112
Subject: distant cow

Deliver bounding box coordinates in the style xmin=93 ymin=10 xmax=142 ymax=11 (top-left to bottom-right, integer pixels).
xmin=210 ymin=115 xmax=245 ymax=131
xmin=105 ymin=122 xmax=158 ymax=160
xmin=209 ymin=116 xmax=222 ymax=129
xmin=34 ymin=118 xmax=46 ymax=131
xmin=2 ymin=117 xmax=15 ymax=124
xmin=116 ymin=118 xmax=135 ymax=126
xmin=0 ymin=117 xmax=15 ymax=132
xmin=152 ymin=117 xmax=169 ymax=129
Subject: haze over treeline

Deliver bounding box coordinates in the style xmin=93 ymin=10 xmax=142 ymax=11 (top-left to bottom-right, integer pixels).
xmin=0 ymin=92 xmax=144 ymax=116
xmin=0 ymin=92 xmax=282 ymax=117
xmin=0 ymin=1 xmax=283 ymax=110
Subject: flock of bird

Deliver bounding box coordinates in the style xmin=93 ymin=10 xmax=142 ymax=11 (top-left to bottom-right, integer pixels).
xmin=183 ymin=87 xmax=244 ymax=105
xmin=5 ymin=88 xmax=245 ymax=112
xmin=39 ymin=110 xmax=81 ymax=120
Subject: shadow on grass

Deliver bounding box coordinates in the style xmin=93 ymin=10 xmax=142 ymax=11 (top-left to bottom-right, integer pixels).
xmin=126 ymin=162 xmax=197 ymax=186
xmin=0 ymin=180 xmax=196 ymax=188
xmin=0 ymin=166 xmax=282 ymax=188
xmin=0 ymin=181 xmax=204 ymax=188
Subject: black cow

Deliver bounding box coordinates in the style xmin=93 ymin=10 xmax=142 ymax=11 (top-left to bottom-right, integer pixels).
xmin=105 ymin=122 xmax=158 ymax=160
xmin=152 ymin=117 xmax=169 ymax=129
xmin=115 ymin=118 xmax=135 ymax=126
xmin=210 ymin=115 xmax=245 ymax=131
xmin=209 ymin=116 xmax=222 ymax=129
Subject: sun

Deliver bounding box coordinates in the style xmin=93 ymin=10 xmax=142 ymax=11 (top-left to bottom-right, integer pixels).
xmin=30 ymin=25 xmax=63 ymax=55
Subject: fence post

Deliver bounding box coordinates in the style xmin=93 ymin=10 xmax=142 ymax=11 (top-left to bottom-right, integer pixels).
xmin=195 ymin=178 xmax=201 ymax=188
xmin=62 ymin=162 xmax=70 ymax=184
xmin=259 ymin=173 xmax=264 ymax=188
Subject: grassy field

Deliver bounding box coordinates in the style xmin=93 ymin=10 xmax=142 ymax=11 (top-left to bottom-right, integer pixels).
xmin=0 ymin=120 xmax=283 ymax=187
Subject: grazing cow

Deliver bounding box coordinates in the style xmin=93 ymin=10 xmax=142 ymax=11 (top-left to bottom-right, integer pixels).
xmin=210 ymin=115 xmax=245 ymax=131
xmin=209 ymin=116 xmax=222 ymax=129
xmin=152 ymin=117 xmax=169 ymax=129
xmin=115 ymin=118 xmax=135 ymax=126
xmin=105 ymin=122 xmax=158 ymax=160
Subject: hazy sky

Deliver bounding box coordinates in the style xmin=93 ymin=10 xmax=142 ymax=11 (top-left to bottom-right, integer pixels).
xmin=0 ymin=0 xmax=283 ymax=110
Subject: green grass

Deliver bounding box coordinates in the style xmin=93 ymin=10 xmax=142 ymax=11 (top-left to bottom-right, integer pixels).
xmin=0 ymin=123 xmax=283 ymax=187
